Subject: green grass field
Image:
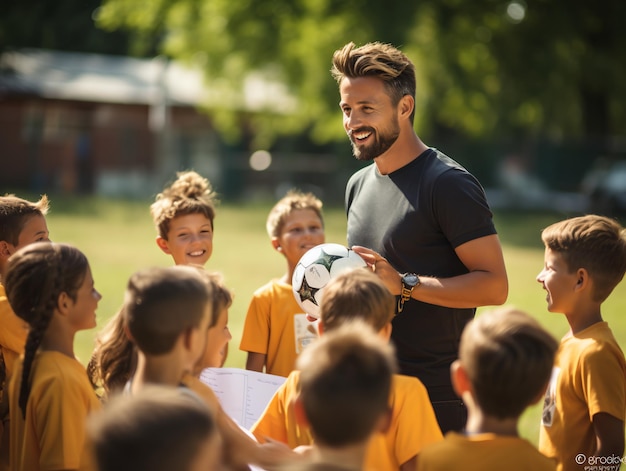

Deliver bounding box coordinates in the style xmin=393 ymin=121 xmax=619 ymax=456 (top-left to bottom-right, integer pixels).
xmin=42 ymin=197 xmax=626 ymax=445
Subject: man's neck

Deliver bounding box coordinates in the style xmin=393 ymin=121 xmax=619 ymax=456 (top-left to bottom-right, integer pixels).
xmin=374 ymin=132 xmax=429 ymax=175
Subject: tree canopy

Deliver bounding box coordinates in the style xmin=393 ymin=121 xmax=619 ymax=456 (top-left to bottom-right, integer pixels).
xmin=92 ymin=0 xmax=625 ymax=150
xmin=3 ymin=0 xmax=623 ymax=155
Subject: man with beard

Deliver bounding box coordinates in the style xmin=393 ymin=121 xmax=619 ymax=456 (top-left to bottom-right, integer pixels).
xmin=330 ymin=41 xmax=509 ymax=434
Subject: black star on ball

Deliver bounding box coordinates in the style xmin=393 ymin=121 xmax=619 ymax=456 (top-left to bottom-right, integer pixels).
xmin=297 ymin=276 xmax=320 ymax=306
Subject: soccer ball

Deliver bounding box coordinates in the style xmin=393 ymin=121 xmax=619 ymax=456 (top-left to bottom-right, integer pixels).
xmin=292 ymin=243 xmax=367 ymax=320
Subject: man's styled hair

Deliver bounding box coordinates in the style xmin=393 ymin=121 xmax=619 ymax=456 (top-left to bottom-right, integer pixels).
xmin=459 ymin=307 xmax=558 ymax=419
xmin=265 ymin=189 xmax=324 ymax=239
xmin=123 ymin=265 xmax=210 ymax=355
xmin=320 ymin=268 xmax=394 ymax=333
xmin=150 ymin=171 xmax=218 ymax=239
xmin=297 ymin=321 xmax=395 ymax=447
xmin=88 ymin=385 xmax=219 ymax=471
xmin=0 ymin=194 xmax=49 ymax=245
xmin=331 ymin=41 xmax=416 ymax=122
xmin=541 ymin=214 xmax=626 ymax=302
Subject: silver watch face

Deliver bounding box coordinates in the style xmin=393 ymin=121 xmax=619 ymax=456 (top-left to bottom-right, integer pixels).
xmin=402 ymin=273 xmax=419 ymax=287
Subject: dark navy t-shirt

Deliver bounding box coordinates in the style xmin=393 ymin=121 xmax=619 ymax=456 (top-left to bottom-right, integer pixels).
xmin=346 ymin=148 xmax=496 ymax=394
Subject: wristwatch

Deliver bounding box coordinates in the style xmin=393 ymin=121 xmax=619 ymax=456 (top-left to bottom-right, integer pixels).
xmin=398 ymin=273 xmax=420 ymax=313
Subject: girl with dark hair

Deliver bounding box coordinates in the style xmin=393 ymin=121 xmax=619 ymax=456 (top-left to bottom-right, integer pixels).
xmin=4 ymin=242 xmax=101 ymax=471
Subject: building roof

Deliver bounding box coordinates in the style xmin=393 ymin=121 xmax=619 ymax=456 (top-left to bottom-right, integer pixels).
xmin=0 ymin=48 xmax=295 ymax=112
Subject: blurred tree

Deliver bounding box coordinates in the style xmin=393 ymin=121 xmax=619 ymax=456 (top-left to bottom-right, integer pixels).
xmin=10 ymin=0 xmax=622 ymax=154
xmin=93 ymin=0 xmax=625 ymax=150
xmin=0 ymin=0 xmax=133 ymax=55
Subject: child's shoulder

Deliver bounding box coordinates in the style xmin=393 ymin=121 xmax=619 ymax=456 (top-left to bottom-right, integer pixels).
xmin=24 ymin=352 xmax=92 ymax=395
xmin=391 ymin=373 xmax=430 ymax=401
xmin=562 ymin=323 xmax=625 ymax=368
xmin=419 ymin=433 xmax=556 ymax=470
xmin=568 ymin=322 xmax=623 ymax=354
xmin=251 ymin=278 xmax=293 ymax=297
xmin=392 ymin=373 xmax=428 ymax=389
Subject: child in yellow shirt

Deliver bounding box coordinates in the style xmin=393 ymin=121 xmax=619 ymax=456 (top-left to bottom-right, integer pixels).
xmin=240 ymin=189 xmax=325 ymax=377
xmin=536 ymin=215 xmax=626 ymax=471
xmin=252 ymin=268 xmax=443 ymax=471
xmin=416 ymin=307 xmax=558 ymax=471
xmin=87 ymin=170 xmax=219 ymax=395
xmin=291 ymin=321 xmax=396 ymax=471
xmin=0 ymin=194 xmax=50 ymax=389
xmin=5 ymin=242 xmax=101 ymax=471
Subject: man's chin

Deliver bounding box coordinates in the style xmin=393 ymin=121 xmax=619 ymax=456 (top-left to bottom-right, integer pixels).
xmin=352 ymin=145 xmax=375 ymax=161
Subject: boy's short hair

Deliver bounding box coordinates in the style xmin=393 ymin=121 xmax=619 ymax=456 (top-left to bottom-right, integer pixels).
xmin=123 ymin=265 xmax=210 ymax=355
xmin=319 ymin=268 xmax=394 ymax=332
xmin=296 ymin=321 xmax=396 ymax=447
xmin=459 ymin=307 xmax=558 ymax=420
xmin=0 ymin=194 xmax=49 ymax=245
xmin=541 ymin=214 xmax=626 ymax=302
xmin=88 ymin=385 xmax=218 ymax=471
xmin=150 ymin=171 xmax=218 ymax=240
xmin=265 ymin=189 xmax=324 ymax=238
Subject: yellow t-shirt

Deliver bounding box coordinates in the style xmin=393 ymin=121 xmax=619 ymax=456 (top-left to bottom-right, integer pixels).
xmin=9 ymin=351 xmax=101 ymax=471
xmin=417 ymin=432 xmax=556 ymax=471
xmin=240 ymin=280 xmax=317 ymax=377
xmin=251 ymin=371 xmax=443 ymax=470
xmin=539 ymin=322 xmax=626 ymax=471
xmin=0 ymin=284 xmax=28 ymax=383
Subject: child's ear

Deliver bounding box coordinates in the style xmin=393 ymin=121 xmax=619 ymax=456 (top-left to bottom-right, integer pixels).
xmin=271 ymin=237 xmax=282 ymax=253
xmin=293 ymin=396 xmax=310 ymax=428
xmin=574 ymin=268 xmax=589 ymax=291
xmin=0 ymin=241 xmax=13 ymax=259
xmin=378 ymin=322 xmax=393 ymax=342
xmin=182 ymin=326 xmax=196 ymax=350
xmin=155 ymin=236 xmax=171 ymax=255
xmin=316 ymin=321 xmax=325 ymax=336
xmin=450 ymin=360 xmax=471 ymax=397
xmin=55 ymin=291 xmax=73 ymax=316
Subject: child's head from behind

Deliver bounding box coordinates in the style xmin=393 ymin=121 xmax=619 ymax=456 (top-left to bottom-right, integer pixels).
xmin=540 ymin=215 xmax=626 ymax=303
xmin=4 ymin=242 xmax=96 ymax=416
xmin=296 ymin=321 xmax=395 ymax=447
xmin=151 ymin=171 xmax=217 ymax=266
xmin=123 ymin=265 xmax=212 ymax=361
xmin=195 ymin=270 xmax=233 ymax=370
xmin=455 ymin=307 xmax=558 ymax=420
xmin=266 ymin=189 xmax=325 ymax=267
xmin=88 ymin=385 xmax=221 ymax=471
xmin=0 ymin=194 xmax=50 ymax=265
xmin=319 ymin=268 xmax=394 ymax=334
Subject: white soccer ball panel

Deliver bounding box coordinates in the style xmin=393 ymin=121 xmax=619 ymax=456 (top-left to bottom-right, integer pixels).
xmin=303 ymin=263 xmax=332 ymax=289
xmin=329 ymin=254 xmax=367 ymax=277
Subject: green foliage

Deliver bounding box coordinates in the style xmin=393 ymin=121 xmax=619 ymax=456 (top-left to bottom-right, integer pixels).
xmin=93 ymin=0 xmax=625 ymax=147
xmin=6 ymin=0 xmax=620 ymax=148
xmin=0 ymin=0 xmax=132 ymax=55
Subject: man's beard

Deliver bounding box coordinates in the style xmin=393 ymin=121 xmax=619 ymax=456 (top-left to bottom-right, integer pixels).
xmin=350 ymin=122 xmax=400 ymax=161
